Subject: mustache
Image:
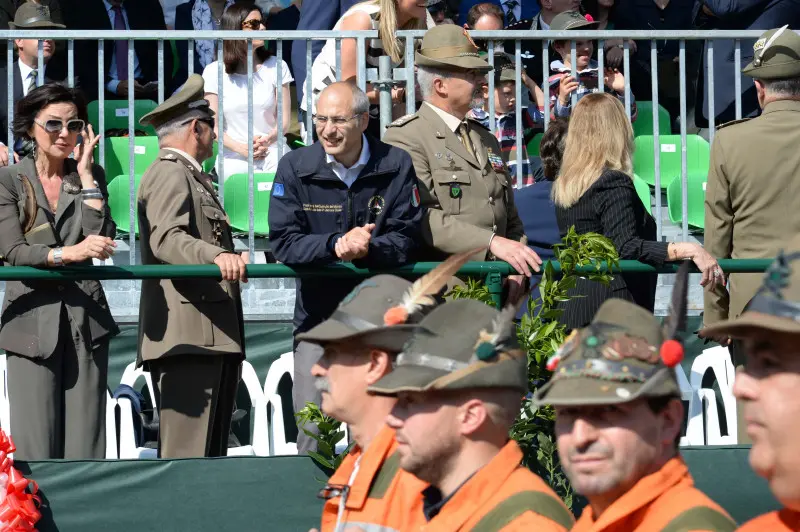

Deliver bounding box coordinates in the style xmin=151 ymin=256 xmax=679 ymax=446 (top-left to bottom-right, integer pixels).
xmin=313 ymin=377 xmax=330 ymax=393
xmin=568 ymin=442 xmax=613 ymax=462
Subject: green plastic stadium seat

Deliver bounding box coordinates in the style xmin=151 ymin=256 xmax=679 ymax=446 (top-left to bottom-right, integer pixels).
xmin=99 ymin=138 xmax=218 ymax=185
xmin=223 ymin=173 xmax=275 ymax=235
xmin=633 ymin=134 xmax=710 ymax=189
xmin=667 ymin=172 xmax=707 ymax=230
xmin=107 ymin=174 xmax=143 ymax=235
xmin=526 ymin=132 xmax=544 ymax=157
xmin=632 ymin=173 xmax=652 ymax=215
xmin=87 ymin=100 xmax=158 ymax=136
xmin=632 ymin=101 xmax=671 ymax=138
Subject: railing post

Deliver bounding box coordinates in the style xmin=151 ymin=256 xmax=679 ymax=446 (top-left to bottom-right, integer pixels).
xmin=485 ymin=271 xmax=503 ymax=309
xmin=378 ymin=55 xmax=393 ymax=139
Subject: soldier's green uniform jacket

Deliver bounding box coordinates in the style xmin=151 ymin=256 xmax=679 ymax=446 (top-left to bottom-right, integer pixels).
xmin=137 ymin=76 xmax=243 ymax=366
xmin=704 ymin=26 xmax=800 ymax=326
xmin=382 ymin=25 xmax=526 ymax=262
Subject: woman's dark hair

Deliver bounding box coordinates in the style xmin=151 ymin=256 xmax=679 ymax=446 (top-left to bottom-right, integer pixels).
xmin=222 ymin=2 xmax=272 ymax=75
xmin=12 ymin=83 xmax=88 ymax=141
xmin=539 ymin=119 xmax=569 ymax=181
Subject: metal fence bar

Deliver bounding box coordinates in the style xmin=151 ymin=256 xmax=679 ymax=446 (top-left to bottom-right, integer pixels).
xmin=514 ymin=40 xmax=523 ymax=189
xmin=0 ymin=259 xmax=770 ymax=282
xmin=356 ymin=36 xmax=366 ymax=91
xmin=277 ymin=43 xmax=285 ymax=160
xmin=304 ymin=40 xmax=312 ymax=144
xmin=5 ymin=40 xmax=11 ymax=158
xmin=216 ymin=39 xmax=225 ymax=205
xmin=98 ymin=40 xmax=105 ymax=170
xmin=157 ymin=39 xmax=165 ymax=104
xmin=734 ymin=39 xmax=742 ymax=120
xmin=335 ymin=37 xmax=342 ymax=80
xmin=598 ymin=39 xmax=604 ymax=78
xmin=404 ymin=36 xmax=415 ymax=117
xmin=127 ymin=39 xmax=135 ymax=266
xmin=679 ymin=39 xmax=688 ymax=241
xmin=37 ymin=41 xmax=44 ymax=86
xmin=247 ymin=39 xmax=255 ymax=259
xmin=542 ymin=40 xmax=549 ymax=130
xmin=67 ymin=40 xmax=74 ymax=88
xmin=378 ymin=56 xmax=392 ymax=138
xmin=570 ymin=40 xmax=577 ymax=109
xmin=487 ymin=41 xmax=496 ymax=134
xmin=187 ymin=39 xmax=194 ymax=76
xmin=651 ymin=39 xmax=663 ymax=241
xmin=623 ymin=41 xmax=631 ymax=121
xmin=707 ymin=39 xmax=715 ymax=144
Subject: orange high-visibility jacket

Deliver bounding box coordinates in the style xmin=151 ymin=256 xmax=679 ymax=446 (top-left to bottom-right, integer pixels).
xmin=738 ymin=509 xmax=800 ymax=531
xmin=572 ymin=457 xmax=736 ymax=532
xmin=418 ymin=440 xmax=575 ymax=531
xmin=319 ymin=425 xmax=427 ymax=532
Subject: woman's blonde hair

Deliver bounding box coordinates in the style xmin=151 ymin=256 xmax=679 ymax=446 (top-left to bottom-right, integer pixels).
xmin=552 ymin=93 xmax=635 ymax=208
xmin=368 ymin=0 xmax=428 ymax=63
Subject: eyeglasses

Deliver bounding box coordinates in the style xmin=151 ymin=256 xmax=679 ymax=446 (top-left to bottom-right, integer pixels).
xmin=312 ymin=114 xmax=360 ymax=128
xmin=241 ymin=18 xmax=264 ymax=30
xmin=34 ymin=118 xmax=85 ymax=134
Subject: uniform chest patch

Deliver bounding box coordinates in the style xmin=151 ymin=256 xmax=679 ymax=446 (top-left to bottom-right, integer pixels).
xmin=487 ymin=149 xmax=506 ymax=173
xmin=450 ymin=183 xmax=462 ymax=199
xmin=368 ymin=195 xmax=385 ymax=216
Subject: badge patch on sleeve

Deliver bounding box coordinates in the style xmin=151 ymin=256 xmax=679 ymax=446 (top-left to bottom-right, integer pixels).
xmin=411 ymin=184 xmax=421 ymax=207
xmin=272 ymin=183 xmax=285 ymax=197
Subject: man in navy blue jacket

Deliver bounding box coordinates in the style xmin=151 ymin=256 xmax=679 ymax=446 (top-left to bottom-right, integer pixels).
xmin=268 ymin=82 xmax=422 ymax=453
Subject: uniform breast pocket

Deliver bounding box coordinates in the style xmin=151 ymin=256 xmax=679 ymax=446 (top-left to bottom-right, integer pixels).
xmin=433 ymin=169 xmax=471 ymax=215
xmin=200 ymin=203 xmax=229 ymax=241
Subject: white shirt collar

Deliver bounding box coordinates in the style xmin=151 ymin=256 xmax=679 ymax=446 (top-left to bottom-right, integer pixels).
xmin=326 ymin=134 xmax=371 ymax=172
xmin=425 ymin=102 xmax=463 ymax=133
xmin=164 ymin=147 xmax=203 ymax=173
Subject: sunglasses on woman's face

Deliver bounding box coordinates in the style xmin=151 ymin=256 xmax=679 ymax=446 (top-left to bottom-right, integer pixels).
xmin=241 ymin=18 xmax=264 ymax=30
xmin=34 ymin=118 xmax=85 ymax=134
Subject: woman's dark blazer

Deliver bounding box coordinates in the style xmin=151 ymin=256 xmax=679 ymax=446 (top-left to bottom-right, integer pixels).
xmin=0 ymin=155 xmax=119 ymax=359
xmin=555 ymin=169 xmax=668 ymax=329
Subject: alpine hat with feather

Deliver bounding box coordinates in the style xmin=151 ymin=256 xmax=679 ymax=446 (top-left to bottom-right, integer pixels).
xmin=295 ymin=250 xmax=479 ymax=353
xmin=415 ymin=24 xmax=493 ymax=73
xmin=533 ymin=262 xmax=692 ymax=406
xmin=367 ymin=298 xmax=528 ymax=395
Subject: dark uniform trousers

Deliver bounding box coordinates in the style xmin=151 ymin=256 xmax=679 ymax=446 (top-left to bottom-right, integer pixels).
xmin=149 ymin=354 xmax=242 ymax=458
xmin=7 ymin=310 xmax=109 ymax=461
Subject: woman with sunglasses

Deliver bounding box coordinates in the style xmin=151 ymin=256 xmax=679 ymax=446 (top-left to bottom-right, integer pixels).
xmin=0 ymin=83 xmax=118 ymax=460
xmin=202 ymin=2 xmax=293 ymax=181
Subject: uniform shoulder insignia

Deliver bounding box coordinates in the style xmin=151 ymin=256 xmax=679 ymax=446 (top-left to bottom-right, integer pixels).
xmin=388 ymin=114 xmax=419 ymax=128
xmin=716 ymin=117 xmax=753 ymax=131
xmin=466 ymin=116 xmax=490 ymax=131
xmin=160 ymin=153 xmax=178 ymax=161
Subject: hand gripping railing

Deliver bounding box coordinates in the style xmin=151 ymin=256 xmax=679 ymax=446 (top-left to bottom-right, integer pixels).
xmin=0 ymin=259 xmax=772 ymax=309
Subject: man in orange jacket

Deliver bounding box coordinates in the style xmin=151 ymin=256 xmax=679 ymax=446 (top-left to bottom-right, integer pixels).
xmin=368 ymin=299 xmax=575 ymax=531
xmin=703 ymin=234 xmax=800 ymax=531
xmin=298 ymin=253 xmax=473 ymax=532
xmin=534 ymin=290 xmax=736 ymax=531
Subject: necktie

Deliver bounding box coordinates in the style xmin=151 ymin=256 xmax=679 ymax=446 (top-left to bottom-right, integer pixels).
xmin=504 ymin=0 xmax=519 ymax=26
xmin=27 ymin=69 xmax=37 ymax=95
xmin=112 ymin=5 xmax=129 ymax=81
xmin=458 ymin=122 xmax=478 ymax=163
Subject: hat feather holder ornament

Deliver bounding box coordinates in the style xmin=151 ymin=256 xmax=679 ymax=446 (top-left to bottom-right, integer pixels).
xmin=474 ymin=295 xmax=526 ymax=362
xmin=383 ymin=248 xmax=481 ymax=326
xmin=660 ymin=261 xmax=690 ymax=368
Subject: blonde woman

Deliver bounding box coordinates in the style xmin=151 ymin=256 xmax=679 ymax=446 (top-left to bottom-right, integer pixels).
xmin=302 ymin=0 xmax=434 ymax=138
xmin=553 ymin=93 xmax=721 ymax=329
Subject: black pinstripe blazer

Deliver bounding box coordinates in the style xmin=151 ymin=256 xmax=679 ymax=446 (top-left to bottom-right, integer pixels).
xmin=555 ymin=170 xmax=669 ymax=329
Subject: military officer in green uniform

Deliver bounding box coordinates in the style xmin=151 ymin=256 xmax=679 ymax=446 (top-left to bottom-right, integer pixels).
xmin=701 ymin=26 xmax=800 ymax=356
xmin=138 ymin=74 xmax=247 ymax=458
xmin=382 ymin=25 xmax=541 ymax=303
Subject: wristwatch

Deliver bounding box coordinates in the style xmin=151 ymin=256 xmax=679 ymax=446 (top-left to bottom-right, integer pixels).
xmin=53 ymin=247 xmax=64 ymax=266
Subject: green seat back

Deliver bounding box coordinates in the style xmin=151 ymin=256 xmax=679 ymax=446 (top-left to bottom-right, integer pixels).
xmin=632 ymin=173 xmax=652 ymax=215
xmin=667 ymin=171 xmax=707 ymax=230
xmin=526 ymin=132 xmax=544 ymax=157
xmin=95 ymin=136 xmax=161 ymax=182
xmin=107 ymin=174 xmax=143 ymax=235
xmin=87 ymin=100 xmax=158 ymax=136
xmin=632 ymin=101 xmax=671 ymax=138
xmin=633 ymin=134 xmax=710 ymax=189
xmin=203 ymin=141 xmax=218 ymax=173
xmin=223 ymin=173 xmax=276 ymax=235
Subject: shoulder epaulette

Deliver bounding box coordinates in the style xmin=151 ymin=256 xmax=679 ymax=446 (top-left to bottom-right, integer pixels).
xmin=159 ymin=152 xmax=180 ymax=162
xmin=716 ymin=117 xmax=753 ymax=131
xmin=387 ymin=114 xmax=419 ymax=128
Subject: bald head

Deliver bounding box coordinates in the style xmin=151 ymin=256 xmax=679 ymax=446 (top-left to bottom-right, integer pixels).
xmin=315 ymin=82 xmax=370 ymax=166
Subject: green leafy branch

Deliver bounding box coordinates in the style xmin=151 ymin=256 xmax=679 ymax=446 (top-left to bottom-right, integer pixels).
xmin=296 ymin=402 xmax=354 ymax=478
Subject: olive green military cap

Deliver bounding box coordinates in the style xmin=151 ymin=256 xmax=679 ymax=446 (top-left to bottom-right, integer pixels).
xmin=549 ymin=11 xmax=599 ymax=32
xmin=368 ymin=299 xmax=528 ymax=395
xmin=704 ymin=234 xmax=800 ymax=338
xmin=9 ymin=2 xmax=64 ymax=29
xmin=416 ymin=25 xmax=492 ymax=73
xmin=139 ymin=74 xmax=214 ymax=130
xmin=534 ymin=299 xmax=683 ymax=406
xmin=742 ymin=26 xmax=800 ymax=80
xmin=296 ymin=275 xmax=422 ymax=353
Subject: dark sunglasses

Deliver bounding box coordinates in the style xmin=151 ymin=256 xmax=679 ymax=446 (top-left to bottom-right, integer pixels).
xmin=34 ymin=118 xmax=85 ymax=134
xmin=241 ymin=18 xmax=264 ymax=30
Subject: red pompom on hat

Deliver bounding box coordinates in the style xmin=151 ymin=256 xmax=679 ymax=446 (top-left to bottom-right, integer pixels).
xmin=584 ymin=14 xmax=594 ymax=22
xmin=660 ymin=339 xmax=684 ymax=368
